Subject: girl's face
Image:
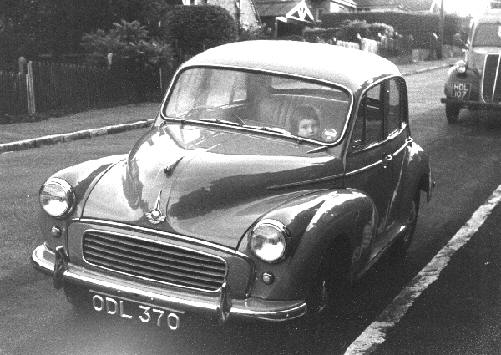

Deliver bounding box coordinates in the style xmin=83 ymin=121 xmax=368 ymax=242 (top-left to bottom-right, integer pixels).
xmin=297 ymin=118 xmax=319 ymax=139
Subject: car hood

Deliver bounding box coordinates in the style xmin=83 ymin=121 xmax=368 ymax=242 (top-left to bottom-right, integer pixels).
xmin=82 ymin=122 xmax=343 ymax=248
xmin=467 ymin=47 xmax=501 ymax=71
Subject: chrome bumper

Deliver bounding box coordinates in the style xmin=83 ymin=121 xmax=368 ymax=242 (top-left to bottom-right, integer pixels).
xmin=31 ymin=243 xmax=307 ymax=323
xmin=441 ymin=97 xmax=501 ymax=110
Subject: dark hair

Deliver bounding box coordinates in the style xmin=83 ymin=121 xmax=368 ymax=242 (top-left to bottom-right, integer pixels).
xmin=290 ymin=105 xmax=319 ymax=133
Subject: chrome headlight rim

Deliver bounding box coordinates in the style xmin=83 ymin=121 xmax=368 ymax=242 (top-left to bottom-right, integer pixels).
xmin=456 ymin=60 xmax=467 ymax=74
xmin=39 ymin=177 xmax=75 ymax=218
xmin=249 ymin=219 xmax=288 ymax=264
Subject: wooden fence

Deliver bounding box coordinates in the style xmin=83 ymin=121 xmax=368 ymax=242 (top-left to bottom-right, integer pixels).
xmin=0 ymin=70 xmax=28 ymax=116
xmin=0 ymin=61 xmax=173 ymax=119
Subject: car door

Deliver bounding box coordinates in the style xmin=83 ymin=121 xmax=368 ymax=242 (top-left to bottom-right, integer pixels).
xmin=344 ymin=81 xmax=396 ymax=254
xmin=383 ymin=77 xmax=410 ymax=228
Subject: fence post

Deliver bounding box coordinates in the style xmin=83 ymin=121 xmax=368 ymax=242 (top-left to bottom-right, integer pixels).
xmin=26 ymin=61 xmax=36 ymax=115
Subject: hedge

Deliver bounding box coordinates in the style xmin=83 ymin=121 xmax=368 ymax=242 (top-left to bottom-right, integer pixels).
xmin=161 ymin=5 xmax=237 ymax=58
xmin=320 ymin=12 xmax=467 ymax=48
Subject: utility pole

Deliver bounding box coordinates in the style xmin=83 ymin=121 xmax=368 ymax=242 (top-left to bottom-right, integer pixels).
xmin=235 ymin=0 xmax=241 ymax=37
xmin=438 ymin=0 xmax=444 ymax=59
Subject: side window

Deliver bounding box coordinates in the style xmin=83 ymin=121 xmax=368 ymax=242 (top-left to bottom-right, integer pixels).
xmin=364 ymin=84 xmax=384 ymax=145
xmin=351 ymin=97 xmax=365 ymax=149
xmin=386 ymin=78 xmax=402 ymax=135
xmin=350 ymin=83 xmax=384 ymax=150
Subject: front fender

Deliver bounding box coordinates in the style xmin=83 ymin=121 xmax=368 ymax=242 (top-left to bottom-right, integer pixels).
xmin=240 ymin=189 xmax=376 ymax=301
xmin=38 ymin=155 xmax=127 ymax=251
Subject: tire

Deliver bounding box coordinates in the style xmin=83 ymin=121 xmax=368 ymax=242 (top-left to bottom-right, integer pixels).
xmin=63 ymin=284 xmax=93 ymax=317
xmin=445 ymin=103 xmax=460 ymax=124
xmin=305 ymin=239 xmax=352 ymax=317
xmin=389 ymin=192 xmax=420 ymax=263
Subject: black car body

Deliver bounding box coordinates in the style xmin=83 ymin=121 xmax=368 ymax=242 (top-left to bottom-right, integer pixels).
xmin=32 ymin=40 xmax=433 ymax=329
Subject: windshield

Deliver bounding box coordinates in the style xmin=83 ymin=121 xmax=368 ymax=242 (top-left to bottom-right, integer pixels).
xmin=163 ymin=67 xmax=351 ymax=144
xmin=472 ymin=23 xmax=501 ymax=47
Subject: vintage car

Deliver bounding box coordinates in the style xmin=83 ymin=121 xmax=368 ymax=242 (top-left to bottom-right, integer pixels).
xmin=441 ymin=6 xmax=501 ymax=123
xmin=32 ymin=40 xmax=433 ymax=329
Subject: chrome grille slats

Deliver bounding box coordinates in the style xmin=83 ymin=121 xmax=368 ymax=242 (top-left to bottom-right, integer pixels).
xmin=84 ymin=244 xmax=225 ymax=279
xmin=483 ymin=54 xmax=500 ymax=102
xmin=82 ymin=230 xmax=226 ymax=291
xmin=86 ymin=233 xmax=225 ymax=271
xmin=494 ymin=58 xmax=501 ymax=102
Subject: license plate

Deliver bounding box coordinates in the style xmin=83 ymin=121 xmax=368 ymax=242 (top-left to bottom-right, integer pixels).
xmin=89 ymin=291 xmax=182 ymax=330
xmin=452 ymin=82 xmax=471 ymax=99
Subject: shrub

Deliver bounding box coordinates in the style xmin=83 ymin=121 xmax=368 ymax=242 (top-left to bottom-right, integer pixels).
xmin=320 ymin=12 xmax=465 ymax=48
xmin=161 ymin=5 xmax=237 ymax=57
xmin=81 ymin=20 xmax=173 ymax=68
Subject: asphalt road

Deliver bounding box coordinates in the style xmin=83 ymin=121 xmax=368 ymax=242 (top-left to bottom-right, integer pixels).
xmin=1 ymin=67 xmax=500 ymax=354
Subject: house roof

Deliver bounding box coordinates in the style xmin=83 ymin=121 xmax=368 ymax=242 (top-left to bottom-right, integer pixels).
xmin=253 ymin=0 xmax=301 ymax=18
xmin=181 ymin=40 xmax=400 ymax=93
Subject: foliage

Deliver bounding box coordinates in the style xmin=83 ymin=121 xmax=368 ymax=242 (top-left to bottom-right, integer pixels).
xmin=81 ymin=20 xmax=173 ymax=68
xmin=304 ymin=27 xmax=343 ymax=43
xmin=161 ymin=5 xmax=237 ymax=57
xmin=0 ymin=0 xmax=178 ymax=65
xmin=320 ymin=12 xmax=466 ymax=48
xmin=238 ymin=23 xmax=273 ymax=41
xmin=334 ymin=20 xmax=395 ymax=42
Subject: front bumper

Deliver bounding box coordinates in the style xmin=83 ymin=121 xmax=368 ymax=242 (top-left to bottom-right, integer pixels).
xmin=31 ymin=243 xmax=307 ymax=323
xmin=441 ymin=97 xmax=501 ymax=110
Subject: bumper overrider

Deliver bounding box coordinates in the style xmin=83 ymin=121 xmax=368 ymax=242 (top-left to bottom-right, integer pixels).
xmin=31 ymin=243 xmax=307 ymax=324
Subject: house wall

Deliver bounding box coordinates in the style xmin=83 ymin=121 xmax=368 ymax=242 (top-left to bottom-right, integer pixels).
xmin=180 ymin=0 xmax=259 ymax=27
xmin=207 ymin=0 xmax=260 ymax=27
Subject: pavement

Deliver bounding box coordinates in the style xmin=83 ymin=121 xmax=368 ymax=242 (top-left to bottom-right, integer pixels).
xmin=375 ymin=201 xmax=501 ymax=355
xmin=0 ymin=57 xmax=458 ymax=154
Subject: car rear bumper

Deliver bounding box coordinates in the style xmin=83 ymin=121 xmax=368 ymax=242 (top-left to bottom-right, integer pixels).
xmin=31 ymin=243 xmax=307 ymax=323
xmin=441 ymin=97 xmax=501 ymax=110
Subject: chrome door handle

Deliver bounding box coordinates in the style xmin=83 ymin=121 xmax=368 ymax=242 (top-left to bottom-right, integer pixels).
xmin=383 ymin=154 xmax=393 ymax=168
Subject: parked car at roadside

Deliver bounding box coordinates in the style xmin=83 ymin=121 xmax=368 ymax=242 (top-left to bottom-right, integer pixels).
xmin=441 ymin=6 xmax=501 ymax=123
xmin=32 ymin=40 xmax=433 ymax=330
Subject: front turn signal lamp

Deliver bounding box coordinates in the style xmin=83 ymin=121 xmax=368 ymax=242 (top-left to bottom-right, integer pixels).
xmin=250 ymin=219 xmax=288 ymax=263
xmin=39 ymin=177 xmax=75 ymax=218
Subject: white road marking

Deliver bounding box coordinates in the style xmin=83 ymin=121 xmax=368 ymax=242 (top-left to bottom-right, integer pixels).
xmin=345 ymin=185 xmax=501 ymax=355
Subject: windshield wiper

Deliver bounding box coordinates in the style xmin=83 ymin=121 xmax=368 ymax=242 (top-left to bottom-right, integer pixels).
xmin=198 ymin=118 xmax=243 ymax=126
xmin=253 ymin=126 xmax=295 ymax=136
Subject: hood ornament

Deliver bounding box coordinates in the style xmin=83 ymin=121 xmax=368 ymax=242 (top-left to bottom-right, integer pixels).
xmin=164 ymin=156 xmax=183 ymax=177
xmin=145 ymin=190 xmax=166 ymax=225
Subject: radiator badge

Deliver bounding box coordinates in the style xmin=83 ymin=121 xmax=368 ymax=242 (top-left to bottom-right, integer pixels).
xmin=145 ymin=190 xmax=166 ymax=225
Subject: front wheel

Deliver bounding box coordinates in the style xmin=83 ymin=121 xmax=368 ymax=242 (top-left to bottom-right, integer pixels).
xmin=306 ymin=240 xmax=352 ymax=317
xmin=389 ymin=192 xmax=420 ymax=263
xmin=445 ymin=103 xmax=460 ymax=124
xmin=63 ymin=284 xmax=93 ymax=317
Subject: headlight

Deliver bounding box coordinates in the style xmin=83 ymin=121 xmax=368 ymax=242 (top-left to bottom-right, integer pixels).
xmin=39 ymin=177 xmax=75 ymax=218
xmin=456 ymin=61 xmax=467 ymax=74
xmin=250 ymin=219 xmax=287 ymax=263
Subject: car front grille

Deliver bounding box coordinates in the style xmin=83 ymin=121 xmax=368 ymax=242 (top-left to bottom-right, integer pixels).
xmin=82 ymin=230 xmax=227 ymax=291
xmin=482 ymin=54 xmax=501 ymax=103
